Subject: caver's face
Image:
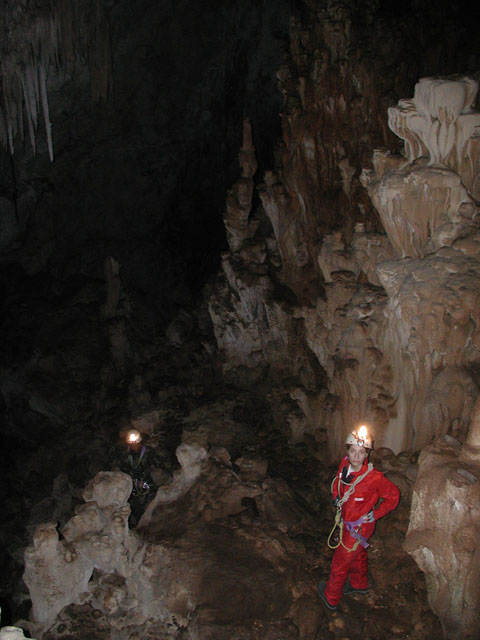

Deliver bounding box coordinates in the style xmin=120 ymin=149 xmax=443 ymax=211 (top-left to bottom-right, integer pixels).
xmin=347 ymin=443 xmax=368 ymax=471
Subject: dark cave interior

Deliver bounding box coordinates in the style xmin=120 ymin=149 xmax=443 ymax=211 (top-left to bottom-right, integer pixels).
xmin=1 ymin=1 xmax=480 ymax=638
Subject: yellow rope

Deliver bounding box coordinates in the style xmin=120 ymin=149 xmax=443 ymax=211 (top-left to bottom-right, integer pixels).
xmin=327 ymin=510 xmax=343 ymax=549
xmin=327 ymin=509 xmax=360 ymax=552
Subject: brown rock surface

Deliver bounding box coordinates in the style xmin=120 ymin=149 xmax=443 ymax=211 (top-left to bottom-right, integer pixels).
xmin=405 ymin=393 xmax=480 ymax=639
xmin=20 ymin=427 xmax=442 ymax=640
xmin=3 ymin=3 xmax=480 ymax=640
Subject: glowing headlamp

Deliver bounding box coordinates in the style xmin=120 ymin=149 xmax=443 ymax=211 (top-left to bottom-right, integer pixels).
xmin=126 ymin=429 xmax=142 ymax=445
xmin=345 ymin=424 xmax=373 ymax=449
xmin=357 ymin=425 xmax=368 ymax=445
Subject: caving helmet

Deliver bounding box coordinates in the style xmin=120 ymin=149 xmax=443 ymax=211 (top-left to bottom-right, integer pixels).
xmin=345 ymin=424 xmax=373 ymax=449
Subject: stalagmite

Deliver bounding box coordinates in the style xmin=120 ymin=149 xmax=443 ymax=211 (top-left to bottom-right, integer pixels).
xmin=223 ymin=119 xmax=259 ymax=252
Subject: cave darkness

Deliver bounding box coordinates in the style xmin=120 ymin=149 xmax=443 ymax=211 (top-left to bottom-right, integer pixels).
xmin=0 ymin=0 xmax=293 ymax=626
xmin=1 ymin=0 xmax=480 ymax=636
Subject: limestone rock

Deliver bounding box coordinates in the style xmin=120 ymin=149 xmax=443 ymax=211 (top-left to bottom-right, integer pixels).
xmin=405 ymin=421 xmax=480 ymax=639
xmin=389 ymin=77 xmax=480 ymax=194
xmin=23 ymin=471 xmax=141 ymax=636
xmin=377 ymin=250 xmax=480 ymax=449
xmin=0 ymin=628 xmax=35 ymax=640
xmin=365 ymin=162 xmax=477 ymax=259
xmin=82 ymin=471 xmax=133 ymax=509
xmin=259 ymin=169 xmax=311 ymax=293
xmin=22 ymin=442 xmax=322 ymax=639
xmin=363 ymin=77 xmax=480 ymax=259
xmin=223 ymin=119 xmax=259 ymax=253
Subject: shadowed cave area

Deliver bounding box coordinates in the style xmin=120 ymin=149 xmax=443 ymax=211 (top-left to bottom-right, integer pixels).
xmin=1 ymin=1 xmax=480 ymax=639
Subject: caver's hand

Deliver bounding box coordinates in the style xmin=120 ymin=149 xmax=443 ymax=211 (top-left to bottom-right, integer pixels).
xmin=361 ymin=510 xmax=375 ymax=523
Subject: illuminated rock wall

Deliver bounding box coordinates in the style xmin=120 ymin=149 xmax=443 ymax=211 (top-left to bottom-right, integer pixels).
xmin=405 ymin=402 xmax=480 ymax=639
xmin=210 ymin=74 xmax=480 ymax=459
xmin=361 ymin=77 xmax=480 ymax=452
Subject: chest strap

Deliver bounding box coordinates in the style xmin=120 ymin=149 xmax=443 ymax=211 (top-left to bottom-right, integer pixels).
xmin=335 ymin=462 xmax=373 ymax=508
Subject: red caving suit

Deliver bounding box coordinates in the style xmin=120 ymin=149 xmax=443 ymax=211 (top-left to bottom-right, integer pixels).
xmin=324 ymin=455 xmax=400 ymax=605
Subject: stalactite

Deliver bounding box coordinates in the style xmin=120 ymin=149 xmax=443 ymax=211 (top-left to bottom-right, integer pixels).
xmin=0 ymin=0 xmax=112 ymax=161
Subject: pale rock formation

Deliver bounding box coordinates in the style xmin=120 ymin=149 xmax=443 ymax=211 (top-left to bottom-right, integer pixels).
xmin=405 ymin=428 xmax=480 ymax=639
xmin=378 ymin=249 xmax=480 ymax=449
xmin=306 ymin=76 xmax=480 ymax=455
xmin=208 ymin=254 xmax=284 ymax=376
xmin=223 ymin=119 xmax=259 ymax=252
xmin=209 ymin=129 xmax=319 ymax=394
xmin=0 ymin=1 xmax=111 ymax=160
xmin=389 ymin=77 xmax=480 ymax=193
xmin=356 ymin=77 xmax=480 ymax=639
xmin=259 ymin=169 xmax=312 ymax=294
xmin=210 ymin=127 xmax=286 ymax=378
xmin=209 ymin=74 xmax=480 ymax=464
xmin=363 ymin=160 xmax=477 ymax=259
xmin=23 ymin=442 xmax=323 ymax=639
xmin=137 ymin=443 xmax=208 ymax=528
xmin=362 ymin=77 xmax=480 ymax=258
xmin=23 ymin=471 xmax=141 ymax=636
xmin=318 ymin=224 xmax=394 ymax=286
xmin=296 ymin=232 xmax=398 ymax=455
xmin=0 ymin=628 xmax=35 ymax=640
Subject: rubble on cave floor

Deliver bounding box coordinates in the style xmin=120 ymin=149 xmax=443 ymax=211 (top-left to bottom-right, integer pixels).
xmin=2 ymin=377 xmax=442 ymax=640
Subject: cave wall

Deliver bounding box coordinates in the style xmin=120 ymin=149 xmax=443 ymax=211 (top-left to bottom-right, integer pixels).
xmin=208 ymin=0 xmax=480 ymax=457
xmin=3 ymin=1 xmax=480 ymax=456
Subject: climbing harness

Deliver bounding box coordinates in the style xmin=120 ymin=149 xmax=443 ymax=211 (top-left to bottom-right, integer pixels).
xmin=344 ymin=517 xmax=370 ymax=549
xmin=327 ymin=462 xmax=373 ymax=552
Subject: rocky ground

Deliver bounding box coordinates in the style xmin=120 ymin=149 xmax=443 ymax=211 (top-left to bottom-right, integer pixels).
xmin=0 ymin=311 xmax=442 ymax=639
xmin=0 ymin=262 xmax=441 ymax=639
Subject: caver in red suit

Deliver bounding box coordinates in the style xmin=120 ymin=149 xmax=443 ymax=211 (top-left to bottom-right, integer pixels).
xmin=324 ymin=455 xmax=400 ymax=606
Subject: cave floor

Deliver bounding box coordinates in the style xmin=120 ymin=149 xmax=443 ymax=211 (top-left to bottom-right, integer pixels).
xmin=0 ymin=334 xmax=443 ymax=639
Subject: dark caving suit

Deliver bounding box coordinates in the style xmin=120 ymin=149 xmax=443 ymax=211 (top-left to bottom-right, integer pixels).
xmin=324 ymin=456 xmax=400 ymax=605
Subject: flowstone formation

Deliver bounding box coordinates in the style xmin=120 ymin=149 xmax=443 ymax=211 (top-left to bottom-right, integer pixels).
xmin=210 ymin=75 xmax=480 ymax=460
xmin=360 ymin=76 xmax=480 ymax=452
xmin=23 ymin=471 xmax=140 ymax=635
xmin=317 ymin=76 xmax=480 ymax=637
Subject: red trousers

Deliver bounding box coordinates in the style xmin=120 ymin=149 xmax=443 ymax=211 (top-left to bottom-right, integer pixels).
xmin=324 ymin=523 xmax=375 ymax=605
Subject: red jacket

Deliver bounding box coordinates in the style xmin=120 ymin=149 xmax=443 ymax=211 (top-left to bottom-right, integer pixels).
xmin=332 ymin=456 xmax=400 ymax=523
